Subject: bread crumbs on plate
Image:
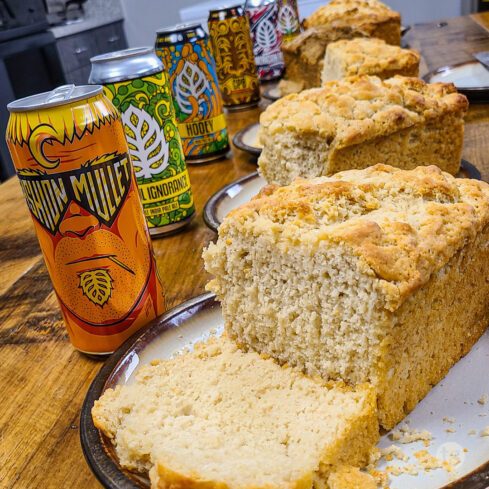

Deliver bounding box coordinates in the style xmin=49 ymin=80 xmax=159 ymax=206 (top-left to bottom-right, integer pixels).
xmin=389 ymin=424 xmax=432 ymax=446
xmin=380 ymin=445 xmax=408 ymax=462
xmin=442 ymin=416 xmax=456 ymax=424
xmin=478 ymin=393 xmax=488 ymax=405
xmin=480 ymin=426 xmax=489 ymax=436
xmin=414 ymin=450 xmax=443 ymax=470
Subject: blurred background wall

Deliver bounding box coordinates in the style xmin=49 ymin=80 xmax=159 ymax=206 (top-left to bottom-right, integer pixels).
xmin=120 ymin=0 xmax=475 ymax=48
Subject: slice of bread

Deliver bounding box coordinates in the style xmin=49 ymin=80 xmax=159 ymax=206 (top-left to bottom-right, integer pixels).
xmin=93 ymin=337 xmax=378 ymax=488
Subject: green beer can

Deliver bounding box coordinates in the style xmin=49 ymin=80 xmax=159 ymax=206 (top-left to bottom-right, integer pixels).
xmin=89 ymin=47 xmax=195 ymax=237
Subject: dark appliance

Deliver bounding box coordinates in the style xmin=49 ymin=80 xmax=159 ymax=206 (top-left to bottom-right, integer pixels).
xmin=478 ymin=0 xmax=489 ymax=11
xmin=0 ymin=0 xmax=65 ymax=181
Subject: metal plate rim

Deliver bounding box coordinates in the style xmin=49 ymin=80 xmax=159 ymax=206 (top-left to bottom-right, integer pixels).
xmin=203 ymin=171 xmax=260 ymax=232
xmin=232 ymin=122 xmax=262 ymax=156
xmin=423 ymin=60 xmax=489 ymax=101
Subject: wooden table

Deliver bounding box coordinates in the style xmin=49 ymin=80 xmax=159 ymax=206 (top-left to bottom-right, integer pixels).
xmin=2 ymin=12 xmax=489 ymax=489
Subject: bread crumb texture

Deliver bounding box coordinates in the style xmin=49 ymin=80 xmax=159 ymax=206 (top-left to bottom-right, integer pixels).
xmin=92 ymin=337 xmax=378 ymax=489
xmin=258 ymin=76 xmax=468 ymax=185
xmin=204 ymin=164 xmax=489 ymax=429
xmin=327 ymin=465 xmax=377 ymax=489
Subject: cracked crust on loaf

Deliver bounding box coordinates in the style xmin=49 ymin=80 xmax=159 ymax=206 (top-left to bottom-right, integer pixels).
xmin=322 ymin=38 xmax=420 ymax=82
xmin=259 ymin=76 xmax=468 ymax=185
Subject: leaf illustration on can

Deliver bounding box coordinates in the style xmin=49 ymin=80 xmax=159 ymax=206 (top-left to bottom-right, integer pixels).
xmin=79 ymin=269 xmax=113 ymax=307
xmin=122 ymin=105 xmax=169 ymax=179
xmin=256 ymin=18 xmax=277 ymax=50
xmin=175 ymin=60 xmax=211 ymax=115
xmin=278 ymin=5 xmax=299 ymax=34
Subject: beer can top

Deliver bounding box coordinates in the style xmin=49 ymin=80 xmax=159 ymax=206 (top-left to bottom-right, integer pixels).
xmin=7 ymin=84 xmax=103 ymax=112
xmin=209 ymin=3 xmax=244 ymax=14
xmin=89 ymin=46 xmax=163 ymax=84
xmin=156 ymin=22 xmax=203 ymax=35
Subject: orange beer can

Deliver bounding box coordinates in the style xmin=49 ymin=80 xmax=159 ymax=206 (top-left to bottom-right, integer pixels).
xmin=6 ymin=85 xmax=165 ymax=354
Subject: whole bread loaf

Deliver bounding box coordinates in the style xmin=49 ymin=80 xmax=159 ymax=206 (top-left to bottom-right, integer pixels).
xmin=259 ymin=76 xmax=468 ymax=185
xmin=93 ymin=337 xmax=378 ymax=488
xmin=281 ymin=0 xmax=401 ymax=93
xmin=204 ymin=165 xmax=489 ymax=429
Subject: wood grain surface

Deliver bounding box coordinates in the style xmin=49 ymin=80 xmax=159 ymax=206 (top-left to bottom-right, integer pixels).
xmin=2 ymin=13 xmax=489 ymax=489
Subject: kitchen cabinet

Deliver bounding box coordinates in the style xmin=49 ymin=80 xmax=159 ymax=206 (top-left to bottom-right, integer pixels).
xmin=56 ymin=20 xmax=127 ymax=85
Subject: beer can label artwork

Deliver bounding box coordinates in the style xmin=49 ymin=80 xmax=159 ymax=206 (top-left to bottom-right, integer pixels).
xmin=6 ymin=86 xmax=165 ymax=354
xmin=247 ymin=2 xmax=285 ymax=80
xmin=208 ymin=7 xmax=260 ymax=107
xmin=102 ymin=72 xmax=195 ymax=233
xmin=277 ymin=0 xmax=301 ymax=42
xmin=156 ymin=27 xmax=230 ymax=162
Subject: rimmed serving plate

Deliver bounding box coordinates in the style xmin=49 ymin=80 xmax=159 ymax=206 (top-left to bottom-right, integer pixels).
xmin=80 ymin=292 xmax=489 ymax=489
xmin=232 ymin=122 xmax=261 ymax=156
xmin=203 ymin=172 xmax=265 ymax=232
xmin=425 ymin=60 xmax=489 ymax=102
xmin=203 ymin=161 xmax=481 ymax=232
xmin=262 ymin=84 xmax=282 ymax=102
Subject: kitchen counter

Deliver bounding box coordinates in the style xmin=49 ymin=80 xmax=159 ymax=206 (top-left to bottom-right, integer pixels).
xmin=49 ymin=0 xmax=124 ymax=38
xmin=50 ymin=15 xmax=124 ymax=38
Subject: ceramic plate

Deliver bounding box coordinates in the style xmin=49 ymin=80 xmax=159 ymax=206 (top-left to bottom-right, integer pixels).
xmin=203 ymin=172 xmax=266 ymax=232
xmin=262 ymin=84 xmax=282 ymax=102
xmin=80 ymin=292 xmax=489 ymax=489
xmin=202 ymin=161 xmax=481 ymax=232
xmin=232 ymin=122 xmax=262 ymax=156
xmin=425 ymin=60 xmax=489 ymax=102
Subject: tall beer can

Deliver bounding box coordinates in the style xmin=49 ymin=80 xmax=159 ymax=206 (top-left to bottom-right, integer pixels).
xmin=244 ymin=0 xmax=284 ymax=80
xmin=6 ymin=85 xmax=165 ymax=355
xmin=89 ymin=47 xmax=195 ymax=237
xmin=277 ymin=0 xmax=301 ymax=42
xmin=155 ymin=23 xmax=230 ymax=164
xmin=208 ymin=5 xmax=260 ymax=110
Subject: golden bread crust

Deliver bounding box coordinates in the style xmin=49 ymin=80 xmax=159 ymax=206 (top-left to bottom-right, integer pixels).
xmin=323 ymin=38 xmax=419 ymax=78
xmin=260 ymin=75 xmax=468 ymax=150
xmin=304 ymin=0 xmax=400 ymax=31
xmin=327 ymin=465 xmax=377 ymax=489
xmin=225 ymin=164 xmax=489 ymax=311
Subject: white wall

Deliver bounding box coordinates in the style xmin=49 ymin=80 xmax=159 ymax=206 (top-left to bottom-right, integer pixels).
xmin=121 ymin=0 xmax=472 ymax=48
xmin=120 ymin=0 xmax=199 ymax=47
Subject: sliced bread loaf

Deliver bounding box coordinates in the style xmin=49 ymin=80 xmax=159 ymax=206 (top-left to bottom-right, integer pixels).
xmin=258 ymin=76 xmax=468 ymax=185
xmin=204 ymin=165 xmax=489 ymax=428
xmin=93 ymin=337 xmax=378 ymax=488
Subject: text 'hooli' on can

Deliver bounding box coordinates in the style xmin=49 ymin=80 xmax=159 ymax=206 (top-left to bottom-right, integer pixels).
xmin=89 ymin=47 xmax=195 ymax=237
xmin=6 ymin=85 xmax=165 ymax=354
xmin=208 ymin=4 xmax=261 ymax=110
xmin=155 ymin=23 xmax=230 ymax=164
